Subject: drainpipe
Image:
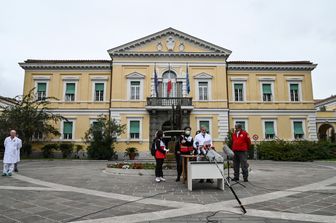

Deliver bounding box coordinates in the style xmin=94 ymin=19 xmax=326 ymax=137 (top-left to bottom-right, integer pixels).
xmin=225 ymin=58 xmax=230 ymax=133
xmin=109 ymin=59 xmax=113 ymax=122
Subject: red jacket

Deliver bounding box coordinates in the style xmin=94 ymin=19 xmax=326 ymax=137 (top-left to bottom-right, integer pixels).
xmin=155 ymin=139 xmax=167 ymax=159
xmin=232 ymin=130 xmax=251 ymax=151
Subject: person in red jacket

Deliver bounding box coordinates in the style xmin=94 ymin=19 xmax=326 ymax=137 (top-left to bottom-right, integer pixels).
xmin=231 ymin=123 xmax=251 ymax=182
xmin=154 ymin=130 xmax=169 ymax=183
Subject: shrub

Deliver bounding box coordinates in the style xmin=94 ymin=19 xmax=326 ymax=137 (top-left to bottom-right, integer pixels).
xmin=84 ymin=115 xmax=125 ymax=160
xmin=257 ymin=140 xmax=336 ymax=161
xmin=22 ymin=144 xmax=32 ymax=157
xmin=41 ymin=143 xmax=59 ymax=158
xmin=75 ymin=144 xmax=83 ymax=152
xmin=59 ymin=143 xmax=74 ymax=158
xmin=124 ymin=147 xmax=139 ymax=157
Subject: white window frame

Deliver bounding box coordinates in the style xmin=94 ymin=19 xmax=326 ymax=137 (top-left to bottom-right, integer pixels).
xmin=92 ymin=82 xmax=106 ymax=102
xmin=291 ymin=119 xmax=306 ymax=140
xmin=262 ymin=119 xmax=277 ymax=140
xmin=61 ymin=119 xmax=76 ymax=141
xmin=288 ymin=81 xmax=302 ymax=102
xmin=130 ymin=80 xmax=141 ymax=100
xmin=232 ymin=81 xmax=246 ymax=102
xmin=35 ymin=81 xmax=49 ymax=100
xmin=196 ymin=80 xmax=211 ymax=101
xmin=63 ymin=82 xmax=77 ymax=102
xmin=196 ymin=118 xmax=212 ymax=134
xmin=233 ymin=119 xmax=249 ymax=132
xmin=260 ymin=81 xmax=275 ymax=102
xmin=127 ymin=79 xmax=144 ymax=100
xmin=32 ymin=131 xmax=43 ymax=141
xmin=197 ymin=80 xmax=210 ymax=101
xmin=127 ymin=118 xmax=142 ymax=140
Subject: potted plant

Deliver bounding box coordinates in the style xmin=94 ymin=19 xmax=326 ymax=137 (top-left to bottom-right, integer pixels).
xmin=124 ymin=147 xmax=139 ymax=160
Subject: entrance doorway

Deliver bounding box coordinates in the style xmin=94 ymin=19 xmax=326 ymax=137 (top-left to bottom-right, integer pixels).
xmin=318 ymin=123 xmax=335 ymax=142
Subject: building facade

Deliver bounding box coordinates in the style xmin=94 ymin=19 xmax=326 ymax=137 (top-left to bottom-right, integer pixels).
xmin=20 ymin=28 xmax=318 ymax=158
xmin=315 ymin=95 xmax=336 ymax=142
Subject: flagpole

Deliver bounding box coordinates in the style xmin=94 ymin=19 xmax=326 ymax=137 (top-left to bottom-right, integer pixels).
xmin=154 ymin=62 xmax=159 ymax=98
xmin=186 ymin=62 xmax=190 ymax=96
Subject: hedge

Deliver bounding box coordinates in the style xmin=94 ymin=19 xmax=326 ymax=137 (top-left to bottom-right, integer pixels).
xmin=256 ymin=140 xmax=336 ymax=161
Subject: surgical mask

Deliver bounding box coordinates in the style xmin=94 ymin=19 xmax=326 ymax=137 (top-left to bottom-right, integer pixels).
xmin=185 ymin=131 xmax=191 ymax=135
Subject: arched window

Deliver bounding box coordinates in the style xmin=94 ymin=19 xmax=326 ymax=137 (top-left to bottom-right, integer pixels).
xmin=160 ymin=70 xmax=182 ymax=97
xmin=162 ymin=70 xmax=177 ymax=80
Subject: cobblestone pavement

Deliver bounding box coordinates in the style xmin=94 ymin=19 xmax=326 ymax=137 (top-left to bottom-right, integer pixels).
xmin=0 ymin=160 xmax=335 ymax=223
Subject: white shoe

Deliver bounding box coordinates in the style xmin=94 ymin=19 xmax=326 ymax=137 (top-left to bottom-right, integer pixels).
xmin=160 ymin=177 xmax=166 ymax=182
xmin=155 ymin=177 xmax=161 ymax=182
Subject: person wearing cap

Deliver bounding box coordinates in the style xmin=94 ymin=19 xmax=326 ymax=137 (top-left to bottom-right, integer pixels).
xmin=231 ymin=123 xmax=251 ymax=182
xmin=175 ymin=126 xmax=194 ymax=182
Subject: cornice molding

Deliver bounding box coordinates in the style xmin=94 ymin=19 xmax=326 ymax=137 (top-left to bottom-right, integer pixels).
xmin=19 ymin=63 xmax=111 ymax=70
xmin=109 ymin=52 xmax=228 ymax=57
xmin=228 ymin=63 xmax=317 ymax=71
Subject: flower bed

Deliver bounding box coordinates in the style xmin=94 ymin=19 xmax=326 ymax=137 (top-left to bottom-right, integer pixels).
xmin=107 ymin=162 xmax=156 ymax=169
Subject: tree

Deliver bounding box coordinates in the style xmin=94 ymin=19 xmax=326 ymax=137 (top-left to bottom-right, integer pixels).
xmin=0 ymin=88 xmax=66 ymax=156
xmin=84 ymin=115 xmax=125 ymax=160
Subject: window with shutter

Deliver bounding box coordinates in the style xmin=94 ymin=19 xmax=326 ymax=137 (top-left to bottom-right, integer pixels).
xmin=37 ymin=83 xmax=47 ymax=100
xmin=293 ymin=121 xmax=304 ymax=139
xmin=65 ymin=83 xmax=76 ymax=101
xmin=130 ymin=120 xmax=140 ymax=139
xmin=199 ymin=120 xmax=210 ymax=134
xmin=262 ymin=83 xmax=272 ymax=101
xmin=290 ymin=84 xmax=299 ymax=101
xmin=95 ymin=83 xmax=104 ymax=101
xmin=63 ymin=122 xmax=73 ymax=139
xmin=264 ymin=121 xmax=275 ymax=139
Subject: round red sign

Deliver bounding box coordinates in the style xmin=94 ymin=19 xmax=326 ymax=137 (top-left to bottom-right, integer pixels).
xmin=252 ymin=134 xmax=259 ymax=140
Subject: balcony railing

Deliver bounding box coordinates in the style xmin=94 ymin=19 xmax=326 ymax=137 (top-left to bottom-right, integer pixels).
xmin=147 ymin=97 xmax=192 ymax=107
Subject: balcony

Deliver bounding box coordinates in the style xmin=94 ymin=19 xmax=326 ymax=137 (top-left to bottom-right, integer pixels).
xmin=146 ymin=97 xmax=193 ymax=110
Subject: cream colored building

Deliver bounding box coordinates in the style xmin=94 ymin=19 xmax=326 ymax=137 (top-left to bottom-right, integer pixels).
xmin=315 ymin=95 xmax=336 ymax=142
xmin=19 ymin=28 xmax=318 ymax=158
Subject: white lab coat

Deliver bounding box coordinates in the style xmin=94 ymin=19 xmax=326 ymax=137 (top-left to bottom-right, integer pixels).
xmin=193 ymin=133 xmax=213 ymax=148
xmin=3 ymin=137 xmax=22 ymax=164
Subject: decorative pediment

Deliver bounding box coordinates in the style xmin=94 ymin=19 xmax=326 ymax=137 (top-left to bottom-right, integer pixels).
xmin=126 ymin=72 xmax=145 ymax=79
xmin=193 ymin=72 xmax=213 ymax=79
xmin=108 ymin=27 xmax=232 ymax=58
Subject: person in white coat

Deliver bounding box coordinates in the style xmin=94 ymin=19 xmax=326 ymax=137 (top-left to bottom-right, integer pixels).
xmin=193 ymin=126 xmax=214 ymax=183
xmin=2 ymin=130 xmax=22 ymax=176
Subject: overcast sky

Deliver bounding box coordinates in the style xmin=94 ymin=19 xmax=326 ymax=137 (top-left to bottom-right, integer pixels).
xmin=0 ymin=0 xmax=335 ymax=99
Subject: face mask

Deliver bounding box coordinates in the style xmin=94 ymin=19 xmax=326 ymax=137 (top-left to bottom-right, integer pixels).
xmin=185 ymin=131 xmax=191 ymax=135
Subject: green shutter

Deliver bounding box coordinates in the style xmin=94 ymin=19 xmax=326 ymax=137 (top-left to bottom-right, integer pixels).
xmin=130 ymin=121 xmax=140 ymax=133
xmin=37 ymin=83 xmax=46 ymax=92
xmin=290 ymin=84 xmax=298 ymax=91
xmin=66 ymin=83 xmax=75 ymax=94
xmin=234 ymin=83 xmax=243 ymax=90
xmin=236 ymin=121 xmax=245 ymax=130
xmin=63 ymin=122 xmax=73 ymax=134
xmin=262 ymin=84 xmax=272 ymax=94
xmin=294 ymin=122 xmax=304 ymax=134
xmin=200 ymin=121 xmax=210 ymax=132
xmin=95 ymin=83 xmax=104 ymax=91
xmin=265 ymin=121 xmax=275 ymax=134
xmin=131 ymin=81 xmax=140 ymax=86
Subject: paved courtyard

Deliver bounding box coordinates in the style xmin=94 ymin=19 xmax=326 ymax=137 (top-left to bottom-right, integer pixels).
xmin=0 ymin=160 xmax=335 ymax=223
